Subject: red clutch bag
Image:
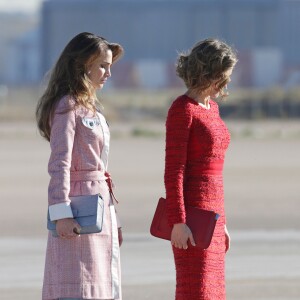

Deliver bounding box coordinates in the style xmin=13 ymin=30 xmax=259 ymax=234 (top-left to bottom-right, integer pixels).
xmin=150 ymin=197 xmax=220 ymax=249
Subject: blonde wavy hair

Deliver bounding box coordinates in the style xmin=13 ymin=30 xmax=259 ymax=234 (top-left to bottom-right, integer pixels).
xmin=36 ymin=32 xmax=123 ymax=141
xmin=176 ymin=39 xmax=237 ymax=97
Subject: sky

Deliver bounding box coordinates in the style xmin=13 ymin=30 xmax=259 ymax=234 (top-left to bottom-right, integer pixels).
xmin=0 ymin=0 xmax=42 ymax=13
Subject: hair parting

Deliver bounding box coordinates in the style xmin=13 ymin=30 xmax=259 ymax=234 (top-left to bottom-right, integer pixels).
xmin=36 ymin=32 xmax=124 ymax=141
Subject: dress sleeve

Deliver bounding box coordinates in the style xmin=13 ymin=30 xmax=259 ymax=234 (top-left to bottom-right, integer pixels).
xmin=164 ymin=100 xmax=192 ymax=226
xmin=48 ymin=97 xmax=76 ymax=221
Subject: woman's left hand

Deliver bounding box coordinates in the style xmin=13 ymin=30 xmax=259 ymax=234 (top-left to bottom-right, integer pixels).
xmin=225 ymin=225 xmax=230 ymax=253
xmin=118 ymin=228 xmax=123 ymax=246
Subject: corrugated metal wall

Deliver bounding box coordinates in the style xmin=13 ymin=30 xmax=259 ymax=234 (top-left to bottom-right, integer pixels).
xmin=40 ymin=0 xmax=300 ymax=87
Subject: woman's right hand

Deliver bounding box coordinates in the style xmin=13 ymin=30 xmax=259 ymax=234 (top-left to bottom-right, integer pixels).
xmin=171 ymin=223 xmax=196 ymax=249
xmin=56 ymin=218 xmax=81 ymax=239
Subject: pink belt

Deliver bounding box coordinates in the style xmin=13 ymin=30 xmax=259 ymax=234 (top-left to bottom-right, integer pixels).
xmin=70 ymin=170 xmax=119 ymax=203
xmin=70 ymin=170 xmax=106 ymax=182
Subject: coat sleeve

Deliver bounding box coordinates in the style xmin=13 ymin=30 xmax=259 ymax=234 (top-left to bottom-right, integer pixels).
xmin=164 ymin=99 xmax=192 ymax=226
xmin=48 ymin=97 xmax=77 ymax=221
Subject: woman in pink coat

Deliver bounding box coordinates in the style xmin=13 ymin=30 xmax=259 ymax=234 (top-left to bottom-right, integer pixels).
xmin=36 ymin=32 xmax=124 ymax=300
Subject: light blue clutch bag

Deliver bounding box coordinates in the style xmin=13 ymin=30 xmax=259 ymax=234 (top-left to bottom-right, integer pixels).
xmin=47 ymin=194 xmax=104 ymax=237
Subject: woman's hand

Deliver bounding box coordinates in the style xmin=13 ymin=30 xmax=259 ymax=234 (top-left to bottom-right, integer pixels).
xmin=56 ymin=218 xmax=81 ymax=239
xmin=171 ymin=223 xmax=196 ymax=249
xmin=118 ymin=228 xmax=123 ymax=246
xmin=225 ymin=225 xmax=231 ymax=253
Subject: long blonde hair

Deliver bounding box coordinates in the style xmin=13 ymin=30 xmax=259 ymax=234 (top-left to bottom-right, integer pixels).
xmin=36 ymin=32 xmax=123 ymax=141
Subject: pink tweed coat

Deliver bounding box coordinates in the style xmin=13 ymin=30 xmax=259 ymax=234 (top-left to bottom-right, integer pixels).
xmin=42 ymin=96 xmax=121 ymax=300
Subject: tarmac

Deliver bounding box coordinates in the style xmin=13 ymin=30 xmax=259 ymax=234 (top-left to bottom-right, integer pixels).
xmin=1 ymin=121 xmax=300 ymax=299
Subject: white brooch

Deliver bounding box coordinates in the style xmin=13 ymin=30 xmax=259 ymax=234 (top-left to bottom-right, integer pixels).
xmin=82 ymin=117 xmax=101 ymax=129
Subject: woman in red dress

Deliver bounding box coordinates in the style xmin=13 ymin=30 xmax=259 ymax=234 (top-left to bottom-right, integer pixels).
xmin=165 ymin=39 xmax=237 ymax=299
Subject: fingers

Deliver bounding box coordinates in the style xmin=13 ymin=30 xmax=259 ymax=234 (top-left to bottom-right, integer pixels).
xmin=58 ymin=230 xmax=78 ymax=239
xmin=172 ymin=238 xmax=194 ymax=249
xmin=225 ymin=234 xmax=230 ymax=253
xmin=61 ymin=234 xmax=72 ymax=239
xmin=171 ymin=240 xmax=188 ymax=250
xmin=118 ymin=228 xmax=123 ymax=246
xmin=225 ymin=238 xmax=230 ymax=253
xmin=182 ymin=240 xmax=188 ymax=250
xmin=224 ymin=226 xmax=230 ymax=253
xmin=73 ymin=222 xmax=82 ymax=235
xmin=171 ymin=232 xmax=196 ymax=249
xmin=171 ymin=224 xmax=194 ymax=250
xmin=188 ymin=233 xmax=196 ymax=247
xmin=58 ymin=232 xmax=73 ymax=239
xmin=57 ymin=221 xmax=81 ymax=239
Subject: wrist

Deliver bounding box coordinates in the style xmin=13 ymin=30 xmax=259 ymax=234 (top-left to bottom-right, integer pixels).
xmin=173 ymin=223 xmax=186 ymax=228
xmin=57 ymin=218 xmax=73 ymax=224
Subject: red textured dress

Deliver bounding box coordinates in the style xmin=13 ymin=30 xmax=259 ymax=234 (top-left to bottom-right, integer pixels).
xmin=164 ymin=95 xmax=230 ymax=300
